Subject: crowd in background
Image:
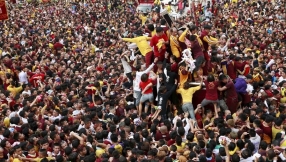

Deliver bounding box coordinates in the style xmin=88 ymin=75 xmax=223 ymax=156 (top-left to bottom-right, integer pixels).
xmin=0 ymin=0 xmax=285 ymax=161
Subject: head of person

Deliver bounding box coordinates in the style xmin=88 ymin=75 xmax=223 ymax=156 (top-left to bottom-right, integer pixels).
xmin=159 ymin=86 xmax=167 ymax=94
xmin=219 ymin=74 xmax=228 ymax=84
xmin=171 ymin=28 xmax=178 ymax=36
xmin=39 ymin=149 xmax=48 ymax=158
xmin=141 ymin=73 xmax=149 ymax=82
xmin=204 ymin=25 xmax=212 ymax=32
xmin=189 ymin=25 xmax=197 ymax=33
xmin=147 ymin=24 xmax=155 ymax=32
xmin=183 ymin=82 xmax=191 ymax=90
xmin=207 ymin=74 xmax=215 ymax=82
xmin=188 ymin=35 xmax=197 ymax=42
xmin=156 ymin=27 xmax=164 ymax=36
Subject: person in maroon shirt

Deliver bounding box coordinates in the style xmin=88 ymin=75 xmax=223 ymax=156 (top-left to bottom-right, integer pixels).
xmin=2 ymin=55 xmax=13 ymax=69
xmin=195 ymin=106 xmax=203 ymax=129
xmin=253 ymin=119 xmax=263 ymax=139
xmin=226 ymin=54 xmax=237 ymax=80
xmin=29 ymin=69 xmax=45 ymax=87
xmin=189 ymin=35 xmax=205 ymax=72
xmin=115 ymin=98 xmax=125 ymax=117
xmin=53 ymin=40 xmax=64 ymax=50
xmin=167 ymin=131 xmax=177 ymax=146
xmin=201 ymin=74 xmax=219 ymax=113
xmin=0 ymin=139 xmax=11 ymax=160
xmin=155 ymin=125 xmax=170 ymax=141
xmin=170 ymin=55 xmax=178 ymax=73
xmin=218 ymin=74 xmax=238 ymax=114
xmin=234 ymin=57 xmax=245 ymax=75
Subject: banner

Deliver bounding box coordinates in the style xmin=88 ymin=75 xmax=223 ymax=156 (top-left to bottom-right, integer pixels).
xmin=0 ymin=0 xmax=8 ymax=21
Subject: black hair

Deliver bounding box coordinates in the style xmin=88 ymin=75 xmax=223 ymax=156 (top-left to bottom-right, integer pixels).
xmin=155 ymin=27 xmax=164 ymax=33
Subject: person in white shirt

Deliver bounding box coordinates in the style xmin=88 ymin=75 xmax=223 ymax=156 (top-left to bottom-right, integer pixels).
xmin=246 ymin=74 xmax=254 ymax=95
xmin=120 ymin=50 xmax=133 ymax=83
xmin=18 ymin=67 xmax=28 ymax=84
xmin=248 ymin=130 xmax=261 ymax=153
xmin=77 ymin=118 xmax=95 ymax=134
xmin=239 ymin=149 xmax=254 ymax=162
xmin=49 ymin=110 xmax=62 ymax=123
xmin=278 ymin=70 xmax=286 ymax=83
xmin=133 ymin=57 xmax=157 ymax=108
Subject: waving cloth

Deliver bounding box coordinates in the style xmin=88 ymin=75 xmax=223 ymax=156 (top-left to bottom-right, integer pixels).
xmin=156 ymin=39 xmax=166 ymax=50
xmin=179 ymin=49 xmax=196 ymax=73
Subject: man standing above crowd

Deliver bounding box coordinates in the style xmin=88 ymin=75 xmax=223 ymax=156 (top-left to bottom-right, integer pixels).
xmin=200 ymin=25 xmax=218 ymax=75
xmin=150 ymin=27 xmax=169 ymax=62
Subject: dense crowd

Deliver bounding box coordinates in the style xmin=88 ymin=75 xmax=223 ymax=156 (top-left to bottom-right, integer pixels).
xmin=0 ymin=0 xmax=285 ymax=161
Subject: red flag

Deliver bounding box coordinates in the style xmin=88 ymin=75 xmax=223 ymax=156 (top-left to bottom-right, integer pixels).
xmin=0 ymin=0 xmax=8 ymax=21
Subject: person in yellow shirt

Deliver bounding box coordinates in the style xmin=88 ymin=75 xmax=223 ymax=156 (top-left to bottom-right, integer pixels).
xmin=178 ymin=62 xmax=190 ymax=89
xmin=153 ymin=0 xmax=161 ymax=13
xmin=281 ymin=82 xmax=286 ymax=103
xmin=7 ymin=82 xmax=23 ymax=97
xmin=170 ymin=28 xmax=181 ymax=58
xmin=147 ymin=24 xmax=156 ymax=37
xmin=175 ymin=136 xmax=186 ymax=151
xmin=165 ymin=2 xmax=172 ymax=13
xmin=139 ymin=12 xmax=148 ymax=26
xmin=272 ymin=118 xmax=283 ymax=141
xmin=120 ymin=34 xmax=154 ymax=67
xmin=179 ymin=28 xmax=189 ymax=50
xmin=177 ymin=78 xmax=202 ymax=119
xmin=189 ymin=25 xmax=203 ymax=48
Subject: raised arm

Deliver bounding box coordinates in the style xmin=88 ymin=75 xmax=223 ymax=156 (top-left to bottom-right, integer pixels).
xmin=142 ymin=83 xmax=153 ymax=94
xmin=165 ymin=80 xmax=178 ymax=97
xmin=179 ymin=28 xmax=189 ymax=42
xmin=203 ymin=35 xmax=218 ymax=45
xmin=70 ymin=131 xmax=85 ymax=145
xmin=143 ymin=58 xmax=158 ymax=73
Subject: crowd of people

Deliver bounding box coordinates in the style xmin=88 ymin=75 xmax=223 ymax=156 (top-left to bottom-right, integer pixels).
xmin=0 ymin=0 xmax=285 ymax=161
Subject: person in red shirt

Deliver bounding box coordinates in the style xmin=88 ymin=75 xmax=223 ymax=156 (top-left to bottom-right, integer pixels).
xmin=96 ymin=54 xmax=104 ymax=72
xmin=218 ymin=74 xmax=238 ymax=114
xmin=150 ymin=27 xmax=169 ymax=61
xmin=85 ymin=81 xmax=96 ymax=100
xmin=29 ymin=69 xmax=45 ymax=87
xmin=138 ymin=73 xmax=155 ymax=116
xmin=201 ymin=74 xmax=219 ymax=114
